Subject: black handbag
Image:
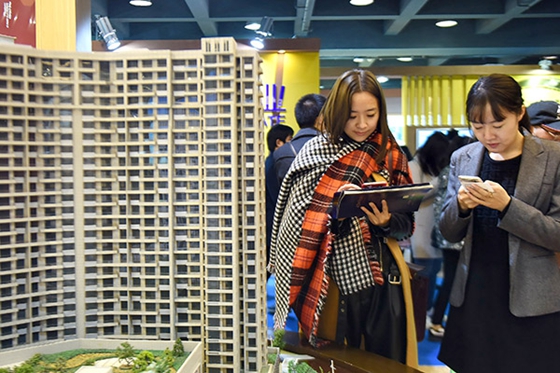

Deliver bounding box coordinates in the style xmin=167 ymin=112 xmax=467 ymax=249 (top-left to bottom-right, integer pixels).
xmin=365 ymin=239 xmax=429 ymax=363
xmin=407 ymin=261 xmax=429 ymax=342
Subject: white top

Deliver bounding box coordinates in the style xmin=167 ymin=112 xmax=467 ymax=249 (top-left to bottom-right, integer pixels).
xmin=408 ymin=158 xmax=441 ymax=259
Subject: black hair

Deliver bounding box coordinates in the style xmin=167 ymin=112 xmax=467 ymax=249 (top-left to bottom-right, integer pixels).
xmin=400 ymin=145 xmax=413 ymax=161
xmin=449 ymin=135 xmax=476 ymax=154
xmin=416 ymin=131 xmax=450 ymax=177
xmin=266 ymin=124 xmax=293 ymax=153
xmin=466 ymin=74 xmax=531 ymax=132
xmin=294 ymin=93 xmax=326 ymax=129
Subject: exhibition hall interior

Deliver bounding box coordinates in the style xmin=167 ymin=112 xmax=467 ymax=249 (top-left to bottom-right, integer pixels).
xmin=0 ymin=0 xmax=558 ymax=372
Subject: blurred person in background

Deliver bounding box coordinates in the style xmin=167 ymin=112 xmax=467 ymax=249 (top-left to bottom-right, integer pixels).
xmin=526 ymin=100 xmax=560 ymax=142
xmin=408 ymin=132 xmax=450 ymax=318
xmin=274 ymin=93 xmax=326 ymax=183
xmin=429 ymin=135 xmax=475 ymax=339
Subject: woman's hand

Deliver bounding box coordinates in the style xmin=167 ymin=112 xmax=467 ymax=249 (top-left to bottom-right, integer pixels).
xmin=337 ymin=183 xmax=361 ymax=192
xmin=336 ymin=183 xmax=391 ymax=226
xmin=457 ymin=185 xmax=479 ymax=213
xmin=361 ymin=200 xmax=391 ymax=227
xmin=461 ymin=181 xmax=511 ymax=212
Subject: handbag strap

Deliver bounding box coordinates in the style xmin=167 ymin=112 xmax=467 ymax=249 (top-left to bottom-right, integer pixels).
xmin=384 ymin=236 xmax=419 ymax=368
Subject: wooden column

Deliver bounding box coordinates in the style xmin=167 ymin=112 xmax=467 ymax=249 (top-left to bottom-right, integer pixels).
xmin=36 ymin=0 xmax=91 ymax=51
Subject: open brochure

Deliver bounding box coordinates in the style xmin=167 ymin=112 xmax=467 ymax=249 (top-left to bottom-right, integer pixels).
xmin=331 ymin=183 xmax=433 ymax=219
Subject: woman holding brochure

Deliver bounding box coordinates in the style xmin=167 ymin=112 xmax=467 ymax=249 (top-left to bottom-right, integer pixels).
xmin=438 ymin=73 xmax=560 ymax=373
xmin=268 ymin=69 xmax=419 ymax=367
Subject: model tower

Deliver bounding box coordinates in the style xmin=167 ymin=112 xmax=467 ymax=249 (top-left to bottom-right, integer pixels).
xmin=0 ymin=37 xmax=267 ymax=372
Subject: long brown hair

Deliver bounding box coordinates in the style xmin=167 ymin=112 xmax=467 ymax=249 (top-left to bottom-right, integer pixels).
xmin=319 ymin=69 xmax=395 ymax=163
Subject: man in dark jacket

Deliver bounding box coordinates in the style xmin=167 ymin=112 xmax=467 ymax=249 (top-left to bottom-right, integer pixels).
xmin=273 ymin=93 xmax=326 ymax=183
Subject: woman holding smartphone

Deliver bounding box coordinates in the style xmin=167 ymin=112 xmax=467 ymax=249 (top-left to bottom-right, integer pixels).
xmin=438 ymin=74 xmax=560 ymax=373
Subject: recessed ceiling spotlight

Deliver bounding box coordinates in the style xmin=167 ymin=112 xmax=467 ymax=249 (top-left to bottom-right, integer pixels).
xmin=543 ymin=56 xmax=558 ymax=60
xmin=244 ymin=21 xmax=261 ymax=31
xmin=277 ymin=50 xmax=286 ymax=54
xmin=129 ymin=0 xmax=152 ymax=6
xmin=377 ymin=76 xmax=389 ymax=83
xmin=350 ymin=0 xmax=374 ymax=6
xmin=435 ymin=20 xmax=458 ymax=28
xmin=353 ymin=57 xmax=364 ymax=63
xmin=397 ymin=57 xmax=413 ymax=62
xmin=538 ymin=59 xmax=553 ymax=70
xmin=250 ymin=37 xmax=265 ymax=50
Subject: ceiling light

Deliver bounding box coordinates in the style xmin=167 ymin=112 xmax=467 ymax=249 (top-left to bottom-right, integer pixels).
xmin=244 ymin=21 xmax=261 ymax=31
xmin=247 ymin=17 xmax=273 ymax=50
xmin=435 ymin=20 xmax=458 ymax=28
xmin=255 ymin=16 xmax=274 ymax=37
xmin=350 ymin=0 xmax=374 ymax=6
xmin=130 ymin=0 xmax=152 ymax=6
xmin=95 ymin=16 xmax=121 ymax=51
xmin=538 ymin=59 xmax=552 ymax=70
xmin=353 ymin=57 xmax=364 ymax=63
xmin=377 ymin=76 xmax=389 ymax=83
xmin=397 ymin=57 xmax=413 ymax=62
xmin=250 ymin=37 xmax=265 ymax=50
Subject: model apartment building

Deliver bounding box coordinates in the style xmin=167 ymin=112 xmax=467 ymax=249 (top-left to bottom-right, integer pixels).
xmin=0 ymin=37 xmax=268 ymax=373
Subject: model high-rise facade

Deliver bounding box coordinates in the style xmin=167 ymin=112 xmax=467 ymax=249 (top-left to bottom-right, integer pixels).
xmin=0 ymin=38 xmax=268 ymax=373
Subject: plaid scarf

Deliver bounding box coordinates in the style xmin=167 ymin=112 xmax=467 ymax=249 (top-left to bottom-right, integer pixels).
xmin=269 ymin=131 xmax=412 ymax=346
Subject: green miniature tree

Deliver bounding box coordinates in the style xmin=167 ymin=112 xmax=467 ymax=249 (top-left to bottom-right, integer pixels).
xmin=272 ymin=329 xmax=286 ymax=349
xmin=116 ymin=342 xmax=136 ymax=366
xmin=172 ymin=338 xmax=184 ymax=357
xmin=162 ymin=348 xmax=174 ymax=366
xmin=133 ymin=351 xmax=155 ymax=373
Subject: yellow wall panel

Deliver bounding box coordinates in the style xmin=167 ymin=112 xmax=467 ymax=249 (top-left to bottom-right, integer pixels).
xmin=261 ymin=51 xmax=320 ymax=154
xmin=432 ymin=77 xmax=441 ymax=125
xmin=36 ymin=0 xmax=77 ymax=51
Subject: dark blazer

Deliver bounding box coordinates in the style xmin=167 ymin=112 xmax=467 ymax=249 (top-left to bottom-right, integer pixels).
xmin=273 ymin=127 xmax=320 ymax=183
xmin=440 ymin=133 xmax=560 ymax=317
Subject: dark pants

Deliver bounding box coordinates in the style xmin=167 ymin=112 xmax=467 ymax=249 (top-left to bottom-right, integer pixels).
xmin=412 ymin=257 xmax=443 ymax=311
xmin=431 ymin=249 xmax=460 ymax=325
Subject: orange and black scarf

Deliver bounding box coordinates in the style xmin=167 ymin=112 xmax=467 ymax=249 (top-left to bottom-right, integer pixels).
xmin=269 ymin=131 xmax=412 ymax=345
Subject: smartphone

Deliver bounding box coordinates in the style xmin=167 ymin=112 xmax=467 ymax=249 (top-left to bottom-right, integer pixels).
xmin=458 ymin=175 xmax=494 ymax=192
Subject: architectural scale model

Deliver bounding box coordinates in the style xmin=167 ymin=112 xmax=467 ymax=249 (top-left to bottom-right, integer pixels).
xmin=0 ymin=37 xmax=268 ymax=373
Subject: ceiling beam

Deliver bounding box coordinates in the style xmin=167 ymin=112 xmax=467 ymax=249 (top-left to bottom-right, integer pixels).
xmin=384 ymin=0 xmax=429 ymax=35
xmin=294 ymin=0 xmax=317 ymax=37
xmin=110 ymin=12 xmax=558 ymax=24
xmin=426 ymin=57 xmax=451 ymax=66
xmin=497 ymin=55 xmax=527 ymax=65
xmin=320 ymin=46 xmax=560 ymax=59
xmin=321 ymin=64 xmax=558 ymax=80
xmin=183 ymin=0 xmax=218 ymax=36
xmin=475 ymin=0 xmax=542 ymax=34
